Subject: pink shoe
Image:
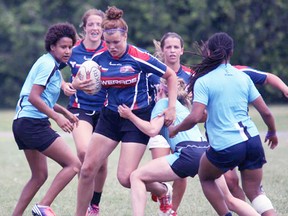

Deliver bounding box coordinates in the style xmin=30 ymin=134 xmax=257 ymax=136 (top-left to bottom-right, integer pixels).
xmin=32 ymin=204 xmax=56 ymax=216
xmin=86 ymin=204 xmax=100 ymax=216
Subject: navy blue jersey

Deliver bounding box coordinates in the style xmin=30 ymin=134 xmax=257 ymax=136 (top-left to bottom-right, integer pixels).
xmin=67 ymin=40 xmax=107 ymax=111
xmin=148 ymin=65 xmax=192 ymax=107
xmin=234 ymin=65 xmax=267 ymax=85
xmin=92 ymin=44 xmax=167 ymax=111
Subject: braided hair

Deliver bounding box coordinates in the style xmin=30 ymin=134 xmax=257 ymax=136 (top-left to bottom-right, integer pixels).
xmin=188 ymin=32 xmax=234 ymax=93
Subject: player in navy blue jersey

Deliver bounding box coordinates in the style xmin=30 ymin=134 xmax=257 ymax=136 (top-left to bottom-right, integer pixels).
xmin=170 ymin=32 xmax=278 ymax=216
xmin=12 ymin=23 xmax=81 ymax=216
xmin=147 ymin=32 xmax=194 ymax=215
xmin=61 ymin=9 xmax=107 ymax=215
xmin=75 ymin=6 xmax=177 ymax=216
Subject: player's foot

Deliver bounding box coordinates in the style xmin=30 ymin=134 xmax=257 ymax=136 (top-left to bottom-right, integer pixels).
xmin=158 ymin=182 xmax=173 ymax=216
xmin=86 ymin=204 xmax=100 ymax=216
xmin=32 ymin=204 xmax=56 ymax=216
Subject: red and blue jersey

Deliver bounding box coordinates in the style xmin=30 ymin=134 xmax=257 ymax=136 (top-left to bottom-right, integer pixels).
xmin=67 ymin=40 xmax=107 ymax=111
xmin=148 ymin=65 xmax=192 ymax=107
xmin=92 ymin=44 xmax=167 ymax=111
xmin=234 ymin=65 xmax=267 ymax=85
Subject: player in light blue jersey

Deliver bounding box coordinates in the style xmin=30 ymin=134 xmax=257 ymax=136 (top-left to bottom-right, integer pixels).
xmin=170 ymin=32 xmax=278 ymax=216
xmin=12 ymin=23 xmax=81 ymax=216
xmin=118 ymin=78 xmax=259 ymax=216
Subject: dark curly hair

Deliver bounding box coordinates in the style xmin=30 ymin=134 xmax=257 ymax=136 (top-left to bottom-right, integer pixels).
xmin=45 ymin=22 xmax=77 ymax=52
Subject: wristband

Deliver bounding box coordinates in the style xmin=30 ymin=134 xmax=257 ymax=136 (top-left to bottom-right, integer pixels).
xmin=265 ymin=131 xmax=276 ymax=139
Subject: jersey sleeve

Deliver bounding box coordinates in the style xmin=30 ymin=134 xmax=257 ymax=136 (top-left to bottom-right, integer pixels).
xmin=151 ymin=99 xmax=168 ymax=120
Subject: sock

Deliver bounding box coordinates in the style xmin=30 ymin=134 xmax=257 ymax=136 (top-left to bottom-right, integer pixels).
xmin=225 ymin=212 xmax=232 ymax=216
xmin=91 ymin=192 xmax=102 ymax=206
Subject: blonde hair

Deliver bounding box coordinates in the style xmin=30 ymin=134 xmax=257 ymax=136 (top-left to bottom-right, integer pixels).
xmin=160 ymin=78 xmax=192 ymax=110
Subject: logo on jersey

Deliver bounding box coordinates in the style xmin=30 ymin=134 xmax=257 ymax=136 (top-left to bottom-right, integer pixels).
xmin=70 ymin=61 xmax=77 ymax=68
xmin=120 ymin=65 xmax=135 ymax=73
xmin=102 ymin=74 xmax=138 ymax=88
xmin=109 ymin=61 xmax=122 ymax=66
xmin=84 ymin=56 xmax=91 ymax=61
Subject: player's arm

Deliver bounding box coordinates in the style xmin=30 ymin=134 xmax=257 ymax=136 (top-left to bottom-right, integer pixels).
xmin=118 ymin=104 xmax=164 ymax=137
xmin=61 ymin=80 xmax=76 ymax=96
xmin=162 ymin=67 xmax=177 ymax=126
xmin=28 ymin=84 xmax=76 ymax=133
xmin=264 ymin=73 xmax=288 ymax=98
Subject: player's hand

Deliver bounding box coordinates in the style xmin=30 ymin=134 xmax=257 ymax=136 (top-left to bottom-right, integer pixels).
xmin=72 ymin=74 xmax=94 ymax=91
xmin=264 ymin=131 xmax=278 ymax=149
xmin=55 ymin=114 xmax=75 ymax=133
xmin=118 ymin=104 xmax=132 ymax=119
xmin=163 ymin=106 xmax=176 ymax=126
xmin=62 ymin=82 xmax=76 ymax=96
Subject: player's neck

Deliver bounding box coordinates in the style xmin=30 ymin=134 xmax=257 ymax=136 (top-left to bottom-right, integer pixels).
xmin=83 ymin=39 xmax=101 ymax=50
xmin=166 ymin=62 xmax=180 ymax=73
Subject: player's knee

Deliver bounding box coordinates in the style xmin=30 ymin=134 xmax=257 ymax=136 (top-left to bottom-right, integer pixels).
xmin=251 ymin=194 xmax=274 ymax=214
xmin=117 ymin=173 xmax=131 ymax=188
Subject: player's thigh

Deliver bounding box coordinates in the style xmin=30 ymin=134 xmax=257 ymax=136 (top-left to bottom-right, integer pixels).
xmin=117 ymin=142 xmax=146 ymax=177
xmin=72 ymin=120 xmax=93 ymax=154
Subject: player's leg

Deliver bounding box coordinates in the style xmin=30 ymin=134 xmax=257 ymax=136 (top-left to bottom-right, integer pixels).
xmin=241 ymin=169 xmax=276 ymax=216
xmin=216 ymin=175 xmax=259 ymax=216
xmin=12 ymin=150 xmax=48 ymax=216
xmin=130 ymin=156 xmax=179 ymax=216
xmin=198 ymin=153 xmax=230 ymax=215
xmin=76 ymin=133 xmax=118 ymax=216
xmin=224 ymin=168 xmax=246 ymax=200
xmin=38 ymin=136 xmax=81 ymax=205
xmin=117 ymin=141 xmax=147 ymax=188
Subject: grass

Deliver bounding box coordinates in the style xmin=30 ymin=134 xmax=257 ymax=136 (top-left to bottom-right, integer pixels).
xmin=0 ymin=105 xmax=287 ymax=215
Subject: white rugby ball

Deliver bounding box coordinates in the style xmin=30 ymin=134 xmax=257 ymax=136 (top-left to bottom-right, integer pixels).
xmin=78 ymin=60 xmax=101 ymax=95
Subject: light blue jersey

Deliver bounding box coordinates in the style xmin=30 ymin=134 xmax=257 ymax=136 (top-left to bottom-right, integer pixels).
xmin=193 ymin=63 xmax=260 ymax=151
xmin=151 ymin=98 xmax=205 ymax=152
xmin=15 ymin=53 xmax=62 ymax=119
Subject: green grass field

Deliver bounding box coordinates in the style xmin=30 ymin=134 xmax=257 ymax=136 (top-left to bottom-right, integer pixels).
xmin=0 ymin=105 xmax=287 ymax=216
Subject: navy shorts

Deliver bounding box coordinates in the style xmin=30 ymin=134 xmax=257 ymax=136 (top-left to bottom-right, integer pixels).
xmin=206 ymin=135 xmax=267 ymax=172
xmin=12 ymin=117 xmax=60 ymax=152
xmin=167 ymin=141 xmax=209 ymax=178
xmin=95 ymin=106 xmax=152 ymax=145
xmin=68 ymin=107 xmax=100 ymax=130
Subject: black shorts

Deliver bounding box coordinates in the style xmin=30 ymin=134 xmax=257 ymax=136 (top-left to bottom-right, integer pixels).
xmin=168 ymin=141 xmax=209 ymax=178
xmin=12 ymin=117 xmax=60 ymax=152
xmin=68 ymin=107 xmax=100 ymax=130
xmin=95 ymin=106 xmax=152 ymax=145
xmin=206 ymin=135 xmax=267 ymax=172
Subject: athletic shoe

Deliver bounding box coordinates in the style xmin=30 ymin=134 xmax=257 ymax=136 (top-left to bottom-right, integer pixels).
xmin=169 ymin=210 xmax=178 ymax=216
xmin=86 ymin=204 xmax=100 ymax=216
xmin=32 ymin=204 xmax=56 ymax=216
xmin=158 ymin=182 xmax=173 ymax=216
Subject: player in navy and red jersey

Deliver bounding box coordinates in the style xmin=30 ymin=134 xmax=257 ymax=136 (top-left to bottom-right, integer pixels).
xmin=75 ymin=6 xmax=177 ymax=216
xmin=61 ymin=9 xmax=108 ymax=215
xmin=146 ymin=32 xmax=195 ymax=215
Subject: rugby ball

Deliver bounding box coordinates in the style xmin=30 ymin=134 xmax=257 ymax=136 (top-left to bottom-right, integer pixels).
xmin=78 ymin=60 xmax=101 ymax=95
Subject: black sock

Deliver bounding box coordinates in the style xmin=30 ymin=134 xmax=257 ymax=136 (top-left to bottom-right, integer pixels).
xmin=91 ymin=192 xmax=102 ymax=206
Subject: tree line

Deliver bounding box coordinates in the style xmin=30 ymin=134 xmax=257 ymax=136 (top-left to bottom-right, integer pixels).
xmin=1 ymin=0 xmax=287 ymax=108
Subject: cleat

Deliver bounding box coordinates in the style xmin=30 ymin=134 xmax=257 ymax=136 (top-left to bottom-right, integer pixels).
xmin=158 ymin=182 xmax=173 ymax=216
xmin=86 ymin=204 xmax=100 ymax=216
xmin=32 ymin=204 xmax=56 ymax=216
